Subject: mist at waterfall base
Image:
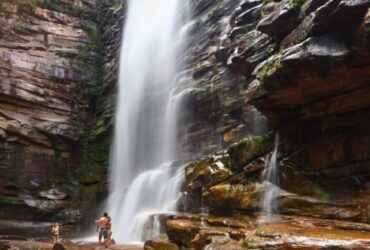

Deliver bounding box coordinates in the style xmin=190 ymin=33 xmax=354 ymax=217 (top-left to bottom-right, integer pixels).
xmin=261 ymin=134 xmax=281 ymax=223
xmin=107 ymin=0 xmax=188 ymax=243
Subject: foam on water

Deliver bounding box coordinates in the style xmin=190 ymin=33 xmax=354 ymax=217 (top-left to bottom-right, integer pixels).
xmin=107 ymin=0 xmax=189 ymax=242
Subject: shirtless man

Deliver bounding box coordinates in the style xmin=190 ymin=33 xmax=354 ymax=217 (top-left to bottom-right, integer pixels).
xmin=97 ymin=212 xmax=109 ymax=244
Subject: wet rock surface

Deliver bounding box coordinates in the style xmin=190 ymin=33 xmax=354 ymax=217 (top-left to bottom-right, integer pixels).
xmin=144 ymin=0 xmax=370 ymax=248
xmin=1 ymin=0 xmax=370 ymax=248
xmin=0 ymin=0 xmax=111 ymax=225
xmin=144 ymin=213 xmax=370 ymax=249
xmin=174 ymin=0 xmax=273 ymax=157
xmin=0 ymin=239 xmax=142 ymax=250
xmin=187 ymin=0 xmax=370 ymax=215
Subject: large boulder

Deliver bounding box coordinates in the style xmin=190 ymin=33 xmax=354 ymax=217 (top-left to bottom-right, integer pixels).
xmin=203 ymin=182 xmax=260 ymax=210
xmin=257 ymin=0 xmax=301 ymax=37
xmin=227 ymin=134 xmax=273 ymax=171
xmin=52 ymin=240 xmax=80 ymax=250
xmin=185 ymin=153 xmax=233 ymax=191
xmin=144 ymin=236 xmax=179 ymax=250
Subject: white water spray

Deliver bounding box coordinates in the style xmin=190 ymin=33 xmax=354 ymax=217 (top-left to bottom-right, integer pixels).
xmin=261 ymin=134 xmax=280 ymax=223
xmin=108 ymin=0 xmax=188 ymax=242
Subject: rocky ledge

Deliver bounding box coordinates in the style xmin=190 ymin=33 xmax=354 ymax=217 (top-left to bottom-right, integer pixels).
xmin=143 ymin=0 xmax=370 ymax=248
xmin=0 ymin=239 xmax=142 ymax=250
xmin=0 ymin=0 xmax=106 ymax=224
xmin=144 ymin=213 xmax=370 ymax=249
xmin=226 ymin=0 xmax=370 ymax=191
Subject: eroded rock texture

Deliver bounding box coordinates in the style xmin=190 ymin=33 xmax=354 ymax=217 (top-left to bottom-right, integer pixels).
xmin=176 ymin=0 xmax=271 ymax=158
xmin=147 ymin=0 xmax=370 ymax=249
xmin=0 ymin=0 xmax=103 ymax=223
xmin=182 ymin=0 xmax=370 ymax=221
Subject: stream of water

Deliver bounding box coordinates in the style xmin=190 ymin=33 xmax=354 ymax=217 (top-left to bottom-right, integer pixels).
xmin=107 ymin=0 xmax=188 ymax=242
xmin=261 ymin=134 xmax=280 ymax=223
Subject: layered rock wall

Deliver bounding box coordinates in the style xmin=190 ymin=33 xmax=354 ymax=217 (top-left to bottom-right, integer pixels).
xmin=96 ymin=0 xmax=370 ymax=226
xmin=0 ymin=0 xmax=101 ymax=222
xmin=1 ymin=0 xmax=369 ymax=243
xmin=144 ymin=0 xmax=370 ymax=248
xmin=181 ymin=0 xmax=370 ymax=222
xmin=179 ymin=0 xmax=271 ymax=158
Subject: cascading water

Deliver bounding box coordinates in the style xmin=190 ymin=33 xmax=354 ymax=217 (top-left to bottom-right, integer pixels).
xmin=107 ymin=0 xmax=188 ymax=242
xmin=261 ymin=134 xmax=280 ymax=223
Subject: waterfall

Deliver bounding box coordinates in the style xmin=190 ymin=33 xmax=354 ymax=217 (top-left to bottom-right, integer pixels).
xmin=261 ymin=134 xmax=280 ymax=223
xmin=107 ymin=0 xmax=188 ymax=242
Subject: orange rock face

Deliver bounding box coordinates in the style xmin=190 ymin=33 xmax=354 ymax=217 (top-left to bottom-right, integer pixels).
xmin=0 ymin=0 xmax=98 ymax=222
xmin=152 ymin=1 xmax=370 ymax=249
xmin=154 ymin=213 xmax=370 ymax=249
xmin=223 ymin=0 xmax=370 ymax=217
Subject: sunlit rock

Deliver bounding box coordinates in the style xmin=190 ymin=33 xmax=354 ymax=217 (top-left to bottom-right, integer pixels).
xmin=185 ymin=153 xmax=232 ymax=191
xmin=144 ymin=236 xmax=180 ymax=250
xmin=203 ymin=183 xmax=260 ymax=210
xmin=39 ymin=188 xmax=67 ymax=200
xmin=257 ymin=0 xmax=301 ymax=37
xmin=22 ymin=195 xmax=71 ymax=213
xmin=53 ymin=240 xmax=80 ymax=250
xmin=166 ymin=219 xmax=200 ymax=246
xmin=227 ymin=134 xmax=273 ymax=171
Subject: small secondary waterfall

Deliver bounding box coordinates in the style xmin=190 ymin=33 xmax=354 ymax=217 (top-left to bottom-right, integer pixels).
xmin=108 ymin=0 xmax=188 ymax=242
xmin=261 ymin=134 xmax=280 ymax=223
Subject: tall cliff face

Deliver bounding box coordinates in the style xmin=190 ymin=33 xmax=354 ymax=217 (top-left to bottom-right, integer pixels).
xmin=178 ymin=0 xmax=271 ymax=158
xmin=181 ymin=0 xmax=370 ymax=219
xmin=0 ymin=0 xmax=103 ymax=224
xmin=143 ymin=0 xmax=370 ymax=248
xmin=1 ymin=0 xmax=369 ymax=244
xmin=98 ymin=0 xmax=370 ymax=222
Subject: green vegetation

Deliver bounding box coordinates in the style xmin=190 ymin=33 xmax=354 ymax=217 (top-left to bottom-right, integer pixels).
xmin=26 ymin=0 xmax=38 ymax=7
xmin=70 ymin=5 xmax=95 ymax=20
xmin=254 ymin=135 xmax=269 ymax=151
xmin=263 ymin=0 xmax=281 ymax=4
xmin=40 ymin=0 xmax=59 ymax=11
xmin=300 ymin=0 xmax=312 ymax=14
xmin=289 ymin=0 xmax=309 ymax=8
xmin=262 ymin=0 xmax=311 ymax=16
xmin=0 ymin=195 xmax=24 ymax=205
xmin=313 ymin=184 xmax=330 ymax=204
xmin=73 ymin=27 xmax=102 ymax=97
xmin=94 ymin=118 xmax=108 ymax=137
xmin=263 ymin=0 xmax=309 ymax=8
xmin=0 ymin=5 xmax=6 ymax=13
xmin=7 ymin=0 xmax=98 ymax=22
xmin=257 ymin=56 xmax=282 ymax=82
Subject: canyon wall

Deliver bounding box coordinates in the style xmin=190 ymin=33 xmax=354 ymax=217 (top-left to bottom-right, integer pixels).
xmin=1 ymin=0 xmax=370 ymax=245
xmin=0 ymin=0 xmax=106 ymax=225
xmin=144 ymin=0 xmax=370 ymax=248
xmin=181 ymin=0 xmax=370 ymax=222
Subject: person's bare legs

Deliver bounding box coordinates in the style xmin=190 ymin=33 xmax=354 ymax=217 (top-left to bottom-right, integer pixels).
xmin=104 ymin=233 xmax=108 ymax=248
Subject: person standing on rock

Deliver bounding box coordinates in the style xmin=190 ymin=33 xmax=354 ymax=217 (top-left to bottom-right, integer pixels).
xmin=97 ymin=212 xmax=109 ymax=244
xmin=51 ymin=223 xmax=60 ymax=243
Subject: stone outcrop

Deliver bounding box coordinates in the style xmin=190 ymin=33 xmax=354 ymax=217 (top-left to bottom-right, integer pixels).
xmin=0 ymin=0 xmax=105 ymax=224
xmin=1 ymin=0 xmax=370 ymax=247
xmin=183 ymin=0 xmax=370 ymax=220
xmin=0 ymin=0 xmax=123 ymax=229
xmin=148 ymin=0 xmax=370 ymax=248
xmin=145 ymin=213 xmax=370 ymax=249
xmin=240 ymin=0 xmax=370 ymax=193
xmin=176 ymin=0 xmax=272 ymax=158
